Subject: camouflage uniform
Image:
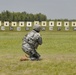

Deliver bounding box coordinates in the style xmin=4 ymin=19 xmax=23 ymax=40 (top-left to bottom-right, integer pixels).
xmin=22 ymin=25 xmax=42 ymax=60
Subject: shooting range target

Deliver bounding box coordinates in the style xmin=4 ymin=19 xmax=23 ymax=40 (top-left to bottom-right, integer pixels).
xmin=41 ymin=21 xmax=47 ymax=26
xmin=0 ymin=21 xmax=1 ymax=26
xmin=4 ymin=21 xmax=9 ymax=26
xmin=57 ymin=22 xmax=62 ymax=26
xmin=72 ymin=22 xmax=76 ymax=27
xmin=11 ymin=22 xmax=17 ymax=27
xmin=49 ymin=21 xmax=54 ymax=26
xmin=19 ymin=22 xmax=24 ymax=27
xmin=64 ymin=22 xmax=69 ymax=27
xmin=34 ymin=21 xmax=39 ymax=25
xmin=26 ymin=22 xmax=32 ymax=27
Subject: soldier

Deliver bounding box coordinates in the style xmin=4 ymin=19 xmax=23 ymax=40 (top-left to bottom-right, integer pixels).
xmin=20 ymin=24 xmax=42 ymax=61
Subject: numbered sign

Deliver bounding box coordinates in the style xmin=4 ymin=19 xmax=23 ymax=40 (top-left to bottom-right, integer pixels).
xmin=9 ymin=26 xmax=14 ymax=31
xmin=49 ymin=26 xmax=53 ymax=30
xmin=65 ymin=27 xmax=69 ymax=31
xmin=57 ymin=27 xmax=61 ymax=31
xmin=25 ymin=27 xmax=30 ymax=31
xmin=17 ymin=27 xmax=21 ymax=31
xmin=73 ymin=27 xmax=76 ymax=31
xmin=41 ymin=27 xmax=46 ymax=31
xmin=1 ymin=26 xmax=5 ymax=30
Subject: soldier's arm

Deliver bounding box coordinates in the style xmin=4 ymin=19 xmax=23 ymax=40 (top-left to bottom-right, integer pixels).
xmin=34 ymin=33 xmax=42 ymax=45
xmin=37 ymin=36 xmax=42 ymax=45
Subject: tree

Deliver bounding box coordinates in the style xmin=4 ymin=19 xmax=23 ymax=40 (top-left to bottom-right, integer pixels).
xmin=0 ymin=10 xmax=47 ymax=21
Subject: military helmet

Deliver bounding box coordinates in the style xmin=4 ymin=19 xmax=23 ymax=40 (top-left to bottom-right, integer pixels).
xmin=33 ymin=24 xmax=41 ymax=32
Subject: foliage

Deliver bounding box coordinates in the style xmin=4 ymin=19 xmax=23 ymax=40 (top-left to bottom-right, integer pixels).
xmin=0 ymin=10 xmax=47 ymax=22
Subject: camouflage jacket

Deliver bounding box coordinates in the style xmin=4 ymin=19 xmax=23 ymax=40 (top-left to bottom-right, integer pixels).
xmin=22 ymin=30 xmax=42 ymax=49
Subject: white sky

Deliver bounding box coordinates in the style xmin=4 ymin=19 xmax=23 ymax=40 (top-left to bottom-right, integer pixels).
xmin=0 ymin=0 xmax=76 ymax=19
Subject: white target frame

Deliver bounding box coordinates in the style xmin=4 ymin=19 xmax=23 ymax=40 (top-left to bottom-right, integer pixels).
xmin=26 ymin=22 xmax=32 ymax=27
xmin=11 ymin=22 xmax=17 ymax=27
xmin=41 ymin=21 xmax=47 ymax=26
xmin=64 ymin=22 xmax=69 ymax=27
xmin=72 ymin=22 xmax=76 ymax=27
xmin=34 ymin=21 xmax=39 ymax=25
xmin=57 ymin=22 xmax=62 ymax=26
xmin=19 ymin=22 xmax=24 ymax=27
xmin=49 ymin=21 xmax=54 ymax=26
xmin=4 ymin=21 xmax=9 ymax=26
xmin=0 ymin=21 xmax=1 ymax=26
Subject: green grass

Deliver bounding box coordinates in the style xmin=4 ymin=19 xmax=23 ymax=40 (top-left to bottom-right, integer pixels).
xmin=0 ymin=31 xmax=76 ymax=75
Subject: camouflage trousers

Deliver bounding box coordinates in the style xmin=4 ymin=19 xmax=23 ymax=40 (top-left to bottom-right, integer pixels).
xmin=22 ymin=43 xmax=40 ymax=60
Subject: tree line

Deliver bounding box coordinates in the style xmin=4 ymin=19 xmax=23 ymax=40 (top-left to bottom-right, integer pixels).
xmin=0 ymin=10 xmax=47 ymax=22
xmin=0 ymin=10 xmax=76 ymax=22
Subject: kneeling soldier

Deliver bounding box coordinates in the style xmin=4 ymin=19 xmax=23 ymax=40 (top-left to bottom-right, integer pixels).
xmin=21 ymin=24 xmax=42 ymax=61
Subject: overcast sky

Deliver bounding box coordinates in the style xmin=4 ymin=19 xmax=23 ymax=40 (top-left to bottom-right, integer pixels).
xmin=0 ymin=0 xmax=76 ymax=19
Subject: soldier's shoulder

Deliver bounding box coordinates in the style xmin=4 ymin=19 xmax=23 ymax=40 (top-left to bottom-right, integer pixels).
xmin=35 ymin=33 xmax=40 ymax=37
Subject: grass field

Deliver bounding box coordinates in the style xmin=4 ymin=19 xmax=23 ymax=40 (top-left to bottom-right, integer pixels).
xmin=0 ymin=31 xmax=76 ymax=75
